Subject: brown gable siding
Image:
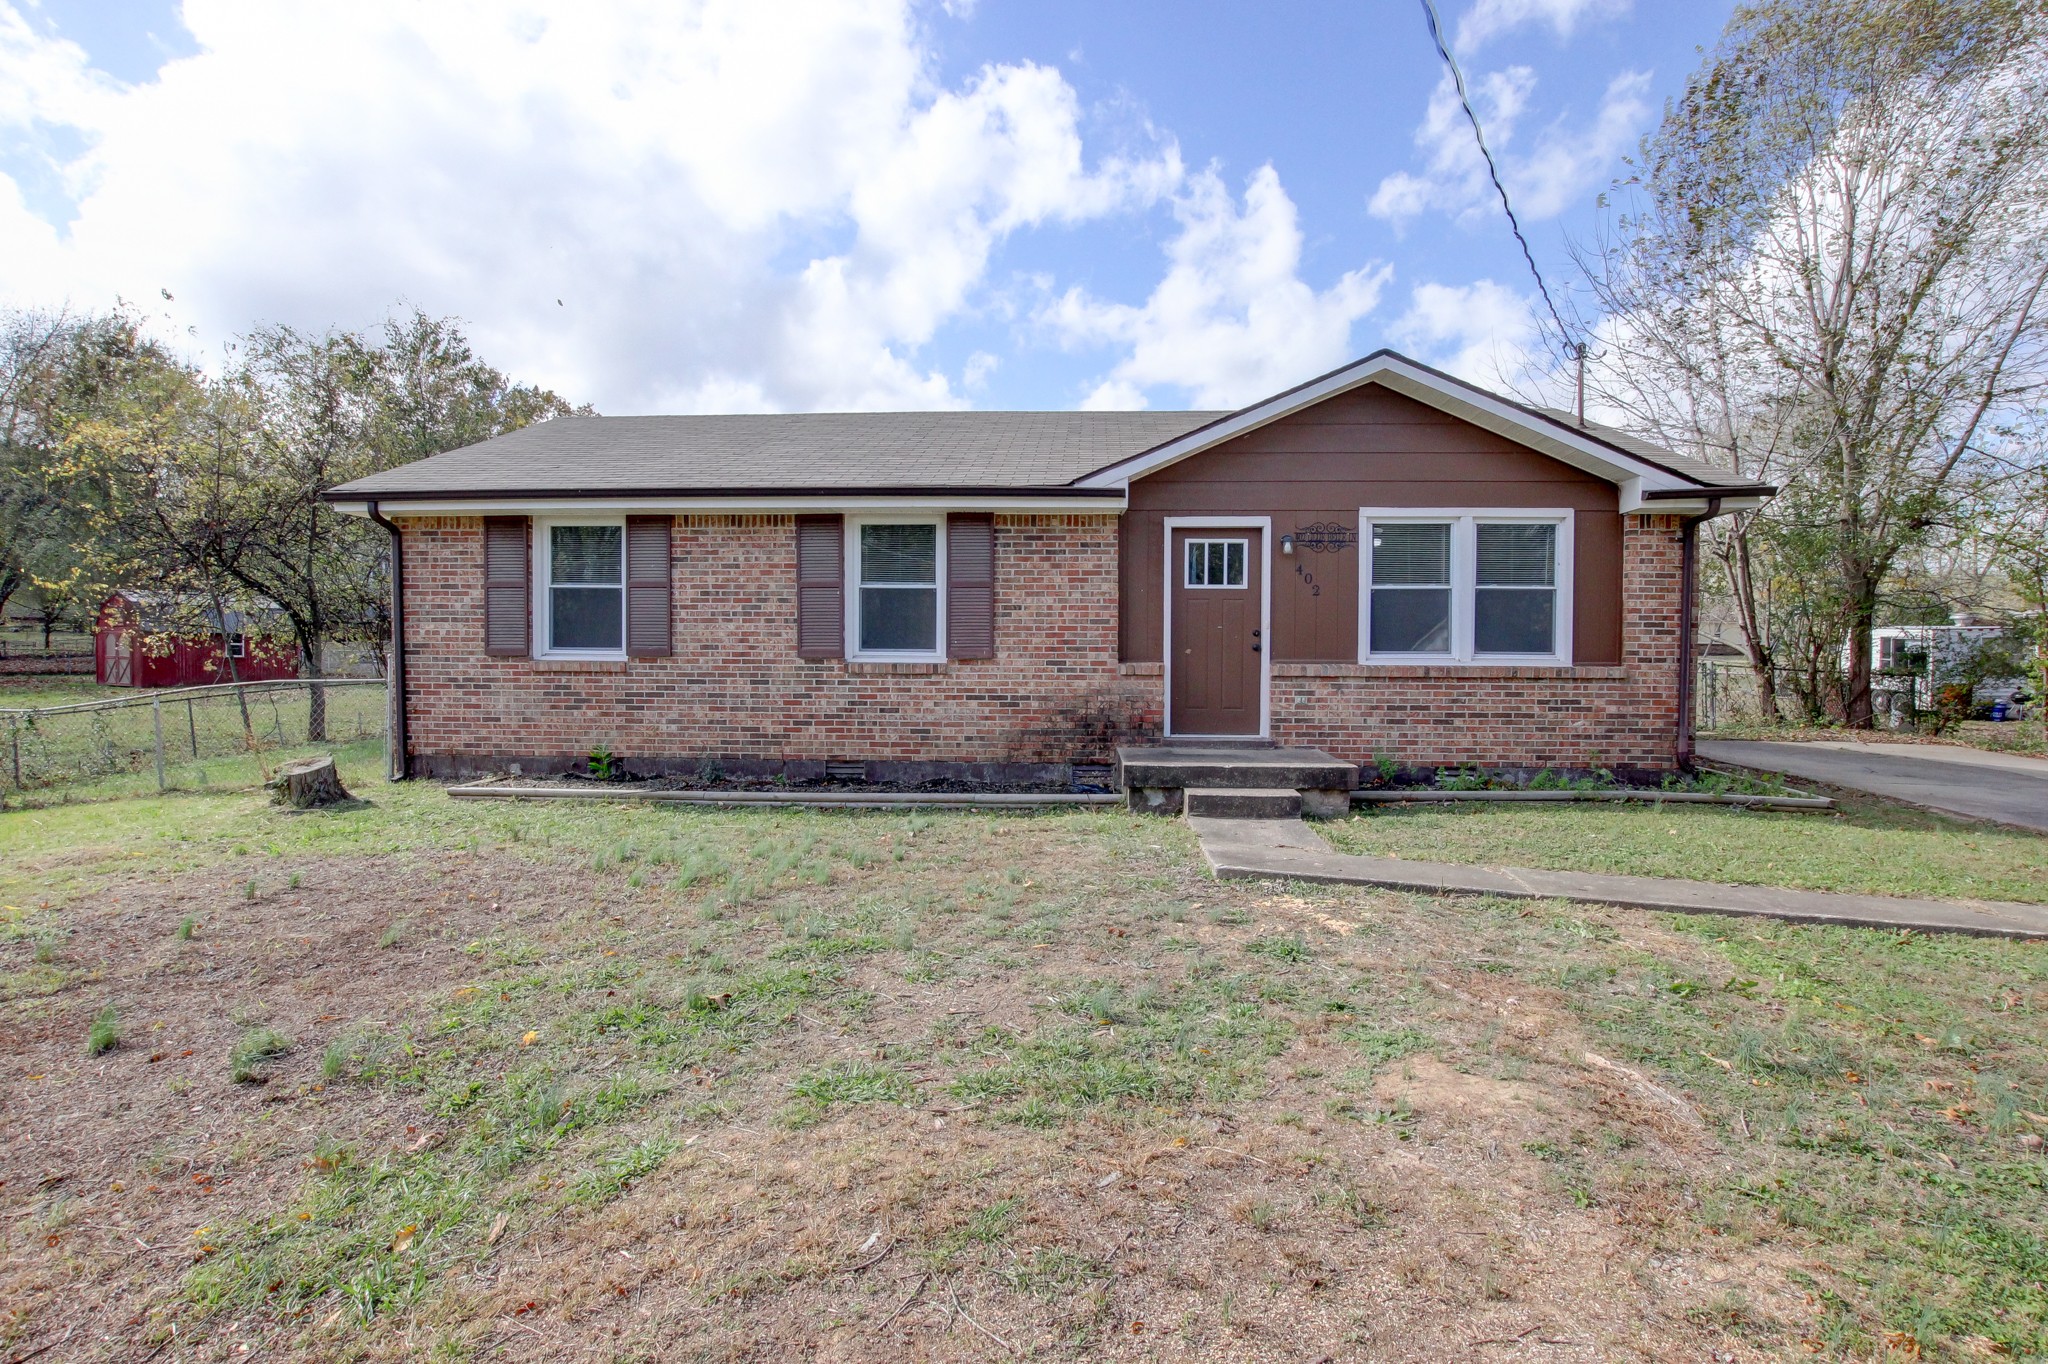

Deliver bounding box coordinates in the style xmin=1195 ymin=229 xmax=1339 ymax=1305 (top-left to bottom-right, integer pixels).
xmin=1121 ymin=384 xmax=1624 ymax=666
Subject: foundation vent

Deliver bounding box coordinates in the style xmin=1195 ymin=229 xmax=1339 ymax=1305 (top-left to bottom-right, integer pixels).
xmin=825 ymin=761 xmax=868 ymax=782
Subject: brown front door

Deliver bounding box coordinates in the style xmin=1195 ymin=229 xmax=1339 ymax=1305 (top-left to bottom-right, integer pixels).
xmin=1169 ymin=528 xmax=1263 ymax=736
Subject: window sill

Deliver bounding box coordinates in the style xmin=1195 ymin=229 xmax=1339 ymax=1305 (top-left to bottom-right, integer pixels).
xmin=530 ymin=658 xmax=630 ymax=673
xmin=1119 ymin=662 xmax=1165 ymax=678
xmin=1273 ymin=661 xmax=1628 ymax=680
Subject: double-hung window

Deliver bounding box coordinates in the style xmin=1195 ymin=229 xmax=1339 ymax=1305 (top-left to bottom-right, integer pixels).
xmin=1360 ymin=510 xmax=1572 ymax=663
xmin=538 ymin=520 xmax=626 ymax=658
xmin=848 ymin=519 xmax=945 ymax=659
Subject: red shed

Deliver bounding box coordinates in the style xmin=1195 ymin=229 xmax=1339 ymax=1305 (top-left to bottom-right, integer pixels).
xmin=93 ymin=591 xmax=300 ymax=688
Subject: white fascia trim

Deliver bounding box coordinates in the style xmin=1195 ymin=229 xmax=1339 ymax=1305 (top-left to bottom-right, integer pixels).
xmin=330 ymin=494 xmax=1126 ymax=518
xmin=1620 ymin=487 xmax=1770 ymax=515
xmin=1076 ymin=353 xmax=1700 ymax=494
xmin=1161 ymin=515 xmax=1271 ymax=741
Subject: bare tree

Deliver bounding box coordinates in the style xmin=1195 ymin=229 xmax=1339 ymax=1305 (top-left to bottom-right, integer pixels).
xmin=1577 ymin=0 xmax=2048 ymax=725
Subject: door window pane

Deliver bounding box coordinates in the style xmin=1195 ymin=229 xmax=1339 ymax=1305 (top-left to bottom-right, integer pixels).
xmin=1185 ymin=539 xmax=1247 ymax=587
xmin=549 ymin=525 xmax=623 ymax=651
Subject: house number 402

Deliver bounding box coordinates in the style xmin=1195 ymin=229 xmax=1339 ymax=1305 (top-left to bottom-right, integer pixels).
xmin=1294 ymin=562 xmax=1321 ymax=597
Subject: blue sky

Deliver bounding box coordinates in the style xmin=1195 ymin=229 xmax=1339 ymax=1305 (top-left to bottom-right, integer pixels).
xmin=0 ymin=0 xmax=1734 ymax=413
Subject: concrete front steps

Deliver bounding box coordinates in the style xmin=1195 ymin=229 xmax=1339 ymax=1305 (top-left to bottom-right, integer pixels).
xmin=1118 ymin=745 xmax=1356 ymax=819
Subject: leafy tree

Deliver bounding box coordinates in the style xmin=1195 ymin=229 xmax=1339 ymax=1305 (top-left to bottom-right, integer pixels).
xmin=209 ymin=311 xmax=581 ymax=736
xmin=1579 ymin=0 xmax=2048 ymax=725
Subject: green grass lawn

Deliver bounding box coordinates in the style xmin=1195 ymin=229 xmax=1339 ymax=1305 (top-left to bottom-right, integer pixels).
xmin=0 ymin=676 xmax=122 ymax=709
xmin=1325 ymin=795 xmax=2048 ymax=904
xmin=1705 ymin=719 xmax=2048 ymax=758
xmin=1 ymin=682 xmax=385 ymax=802
xmin=3 ymin=762 xmax=2046 ymax=1361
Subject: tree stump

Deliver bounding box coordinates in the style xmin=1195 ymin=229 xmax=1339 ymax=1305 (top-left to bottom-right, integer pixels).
xmin=269 ymin=754 xmax=351 ymax=809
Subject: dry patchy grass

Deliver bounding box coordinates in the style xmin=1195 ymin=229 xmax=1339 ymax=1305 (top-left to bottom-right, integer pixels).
xmin=1 ymin=773 xmax=2043 ymax=1361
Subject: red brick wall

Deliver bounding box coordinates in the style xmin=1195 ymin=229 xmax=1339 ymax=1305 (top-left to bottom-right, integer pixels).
xmin=1263 ymin=514 xmax=1684 ymax=774
xmin=398 ymin=511 xmax=1684 ymax=778
xmin=399 ymin=514 xmax=1157 ymax=776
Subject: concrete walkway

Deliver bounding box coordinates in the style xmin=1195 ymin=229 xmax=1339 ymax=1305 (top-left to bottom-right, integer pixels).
xmin=1698 ymin=738 xmax=2048 ymax=833
xmin=1190 ymin=817 xmax=2048 ymax=939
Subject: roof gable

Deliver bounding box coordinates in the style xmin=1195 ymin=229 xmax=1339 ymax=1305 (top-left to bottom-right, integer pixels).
xmin=1075 ymin=350 xmax=1772 ymax=513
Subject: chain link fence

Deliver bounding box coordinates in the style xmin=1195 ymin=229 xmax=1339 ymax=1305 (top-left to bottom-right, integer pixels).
xmin=2 ymin=679 xmax=387 ymax=802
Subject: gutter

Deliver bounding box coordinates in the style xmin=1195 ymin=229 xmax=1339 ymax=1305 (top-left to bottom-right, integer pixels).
xmin=1675 ymin=495 xmax=1725 ymax=770
xmin=365 ymin=499 xmax=409 ymax=781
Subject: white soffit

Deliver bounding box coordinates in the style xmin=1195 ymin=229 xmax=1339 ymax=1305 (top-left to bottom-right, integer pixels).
xmin=1075 ymin=352 xmax=1702 ymax=494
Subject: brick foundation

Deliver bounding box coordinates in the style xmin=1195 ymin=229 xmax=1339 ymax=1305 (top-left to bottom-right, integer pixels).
xmin=397 ymin=513 xmax=1684 ymax=779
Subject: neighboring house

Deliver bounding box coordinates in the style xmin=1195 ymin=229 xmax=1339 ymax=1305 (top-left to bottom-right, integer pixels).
xmin=93 ymin=591 xmax=301 ymax=688
xmin=323 ymin=351 xmax=1770 ymax=783
xmin=1868 ymin=614 xmax=2030 ymax=717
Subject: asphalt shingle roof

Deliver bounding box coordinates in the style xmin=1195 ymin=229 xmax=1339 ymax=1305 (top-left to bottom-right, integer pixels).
xmin=1530 ymin=407 xmax=1767 ymax=491
xmin=326 ymin=411 xmax=1229 ymax=498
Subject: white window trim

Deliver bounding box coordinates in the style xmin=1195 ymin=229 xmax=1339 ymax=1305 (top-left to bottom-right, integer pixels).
xmin=845 ymin=515 xmax=948 ymax=662
xmin=1357 ymin=508 xmax=1574 ymax=665
xmin=533 ymin=516 xmax=629 ymax=661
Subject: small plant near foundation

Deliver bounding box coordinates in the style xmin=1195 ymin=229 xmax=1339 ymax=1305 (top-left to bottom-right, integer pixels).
xmin=587 ymin=746 xmax=619 ymax=781
xmin=1373 ymin=752 xmax=1399 ymax=785
xmin=87 ymin=1006 xmax=120 ymax=1055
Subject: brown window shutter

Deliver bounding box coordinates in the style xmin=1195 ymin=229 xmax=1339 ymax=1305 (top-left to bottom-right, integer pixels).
xmin=946 ymin=512 xmax=995 ymax=660
xmin=625 ymin=515 xmax=673 ymax=658
xmin=483 ymin=516 xmax=530 ymax=656
xmin=795 ymin=514 xmax=844 ymax=659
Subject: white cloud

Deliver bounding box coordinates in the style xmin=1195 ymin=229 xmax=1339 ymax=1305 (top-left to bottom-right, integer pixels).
xmin=1457 ymin=0 xmax=1631 ymax=50
xmin=1046 ymin=165 xmax=1390 ymax=409
xmin=0 ymin=0 xmax=1181 ymax=412
xmin=1390 ymin=278 xmax=1542 ymax=389
xmin=1368 ymin=66 xmax=1650 ymax=229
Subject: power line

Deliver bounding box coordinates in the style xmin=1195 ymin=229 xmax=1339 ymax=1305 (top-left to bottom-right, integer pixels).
xmin=1415 ymin=0 xmax=1579 ymax=360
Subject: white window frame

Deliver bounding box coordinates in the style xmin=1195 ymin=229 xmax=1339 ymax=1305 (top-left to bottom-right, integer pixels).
xmin=1357 ymin=508 xmax=1574 ymax=665
xmin=226 ymin=633 xmax=247 ymax=660
xmin=845 ymin=515 xmax=948 ymax=662
xmin=533 ymin=516 xmax=629 ymax=660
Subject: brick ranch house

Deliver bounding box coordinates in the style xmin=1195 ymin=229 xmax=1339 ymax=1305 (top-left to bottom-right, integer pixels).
xmin=323 ymin=351 xmax=1771 ymax=785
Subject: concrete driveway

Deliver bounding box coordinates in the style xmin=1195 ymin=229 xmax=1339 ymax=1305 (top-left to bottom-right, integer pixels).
xmin=1698 ymin=739 xmax=2048 ymax=833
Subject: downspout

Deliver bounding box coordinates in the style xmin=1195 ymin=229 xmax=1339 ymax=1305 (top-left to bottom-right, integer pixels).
xmin=365 ymin=500 xmax=409 ymax=781
xmin=1675 ymin=496 xmax=1724 ymax=771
